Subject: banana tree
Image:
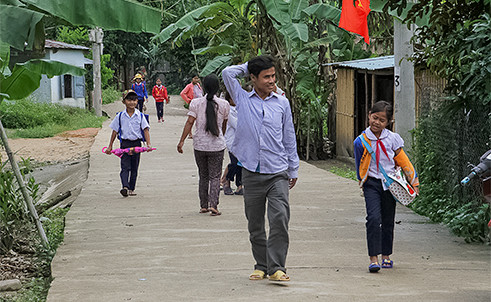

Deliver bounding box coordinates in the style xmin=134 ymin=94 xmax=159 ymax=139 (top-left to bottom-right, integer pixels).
xmin=153 ymin=0 xmax=257 ymax=76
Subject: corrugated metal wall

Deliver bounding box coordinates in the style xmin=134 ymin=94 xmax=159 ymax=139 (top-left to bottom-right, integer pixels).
xmin=336 ymin=69 xmax=355 ymax=157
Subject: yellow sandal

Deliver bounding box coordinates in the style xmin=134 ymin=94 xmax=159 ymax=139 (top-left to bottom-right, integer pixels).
xmin=268 ymin=270 xmax=290 ymax=281
xmin=249 ymin=270 xmax=266 ymax=280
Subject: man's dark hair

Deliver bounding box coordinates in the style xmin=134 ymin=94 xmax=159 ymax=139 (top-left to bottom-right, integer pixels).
xmin=248 ymin=55 xmax=275 ymax=77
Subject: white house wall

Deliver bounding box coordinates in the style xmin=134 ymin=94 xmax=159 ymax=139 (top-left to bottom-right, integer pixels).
xmin=31 ymin=74 xmax=51 ymax=103
xmin=33 ymin=49 xmax=87 ymax=108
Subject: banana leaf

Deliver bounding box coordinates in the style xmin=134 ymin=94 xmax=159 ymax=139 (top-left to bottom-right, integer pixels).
xmin=0 ymin=59 xmax=85 ymax=101
xmin=23 ymin=0 xmax=161 ymax=34
xmin=200 ymin=55 xmax=232 ymax=77
xmin=1 ymin=0 xmax=161 ymax=51
xmin=0 ymin=5 xmax=44 ymax=50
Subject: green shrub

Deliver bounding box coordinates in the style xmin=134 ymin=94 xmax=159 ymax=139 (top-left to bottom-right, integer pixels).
xmin=102 ymin=87 xmax=121 ymax=104
xmin=0 ymin=99 xmax=105 ymax=138
xmin=412 ymin=99 xmax=491 ymax=242
xmin=0 ymin=158 xmax=38 ymax=254
xmin=0 ymin=100 xmax=69 ymax=129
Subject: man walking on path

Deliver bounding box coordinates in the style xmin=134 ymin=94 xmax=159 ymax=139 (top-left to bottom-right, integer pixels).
xmin=222 ymin=55 xmax=299 ymax=282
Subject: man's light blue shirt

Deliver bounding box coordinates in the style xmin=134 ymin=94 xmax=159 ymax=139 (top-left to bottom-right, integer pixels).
xmin=222 ymin=63 xmax=299 ymax=179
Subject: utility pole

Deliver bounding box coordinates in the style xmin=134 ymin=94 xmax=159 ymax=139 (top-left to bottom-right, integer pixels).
xmin=393 ymin=19 xmax=416 ymax=150
xmin=89 ymin=27 xmax=103 ymax=117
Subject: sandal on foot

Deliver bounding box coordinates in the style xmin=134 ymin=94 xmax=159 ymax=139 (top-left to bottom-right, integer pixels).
xmin=269 ymin=270 xmax=290 ymax=281
xmin=199 ymin=208 xmax=209 ymax=213
xmin=209 ymin=208 xmax=221 ymax=216
xmin=382 ymin=259 xmax=393 ymax=268
xmin=249 ymin=270 xmax=266 ymax=280
xmin=223 ymin=186 xmax=234 ymax=195
xmin=368 ymin=262 xmax=381 ymax=273
xmin=128 ymin=190 xmax=137 ymax=196
xmin=120 ymin=188 xmax=129 ymax=197
xmin=234 ymin=188 xmax=244 ymax=195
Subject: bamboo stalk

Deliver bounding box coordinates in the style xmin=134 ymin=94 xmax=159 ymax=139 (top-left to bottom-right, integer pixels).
xmin=0 ymin=119 xmax=49 ymax=249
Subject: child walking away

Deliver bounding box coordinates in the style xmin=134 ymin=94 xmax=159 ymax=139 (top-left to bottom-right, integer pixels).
xmin=106 ymin=90 xmax=152 ymax=197
xmin=131 ymin=74 xmax=148 ymax=112
xmin=353 ymin=101 xmax=419 ymax=273
xmin=152 ymin=78 xmax=169 ymax=123
xmin=222 ymin=91 xmax=243 ymax=195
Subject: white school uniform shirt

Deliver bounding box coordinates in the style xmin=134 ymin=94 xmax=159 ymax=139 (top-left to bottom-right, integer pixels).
xmin=365 ymin=127 xmax=404 ymax=190
xmin=109 ymin=109 xmax=149 ymax=140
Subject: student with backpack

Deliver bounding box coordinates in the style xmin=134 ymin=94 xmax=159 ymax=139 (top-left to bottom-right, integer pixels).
xmin=152 ymin=78 xmax=169 ymax=123
xmin=131 ymin=73 xmax=148 ymax=112
xmin=105 ymin=90 xmax=152 ymax=197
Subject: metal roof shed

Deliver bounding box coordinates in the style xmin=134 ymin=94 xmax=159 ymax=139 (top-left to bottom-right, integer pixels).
xmin=326 ymin=56 xmax=395 ymax=157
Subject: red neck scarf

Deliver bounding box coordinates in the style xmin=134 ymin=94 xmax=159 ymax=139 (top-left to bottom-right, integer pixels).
xmin=375 ymin=139 xmax=389 ymax=172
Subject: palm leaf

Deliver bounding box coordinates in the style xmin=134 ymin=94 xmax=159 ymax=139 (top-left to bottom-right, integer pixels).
xmin=289 ymin=0 xmax=309 ymax=21
xmin=260 ymin=0 xmax=291 ymax=25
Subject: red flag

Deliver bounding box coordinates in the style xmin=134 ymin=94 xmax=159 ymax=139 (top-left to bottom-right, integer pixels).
xmin=339 ymin=0 xmax=371 ymax=44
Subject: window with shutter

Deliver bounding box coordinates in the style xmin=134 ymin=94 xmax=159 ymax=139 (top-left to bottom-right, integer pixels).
xmin=74 ymin=76 xmax=85 ymax=98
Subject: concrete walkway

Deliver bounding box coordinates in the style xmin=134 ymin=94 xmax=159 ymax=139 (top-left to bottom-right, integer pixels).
xmin=47 ymin=98 xmax=490 ymax=302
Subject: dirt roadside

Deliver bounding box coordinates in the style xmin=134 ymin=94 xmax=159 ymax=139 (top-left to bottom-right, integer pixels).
xmin=1 ymin=128 xmax=100 ymax=213
xmin=1 ymin=127 xmax=99 ymax=165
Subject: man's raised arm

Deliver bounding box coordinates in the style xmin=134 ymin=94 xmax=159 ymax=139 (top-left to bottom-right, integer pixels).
xmin=222 ymin=63 xmax=248 ymax=106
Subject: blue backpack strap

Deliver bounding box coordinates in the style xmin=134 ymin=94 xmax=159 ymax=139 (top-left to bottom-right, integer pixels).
xmin=117 ymin=112 xmax=123 ymax=142
xmin=359 ymin=134 xmax=392 ymax=185
xmin=140 ymin=112 xmax=146 ymax=142
xmin=359 ymin=134 xmax=373 ymax=154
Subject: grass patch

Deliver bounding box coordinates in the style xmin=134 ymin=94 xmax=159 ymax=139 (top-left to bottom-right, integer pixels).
xmin=0 ymin=98 xmax=105 ymax=139
xmin=329 ymin=165 xmax=357 ymax=181
xmin=43 ymin=207 xmax=70 ymax=250
xmin=12 ymin=277 xmax=52 ymax=302
xmin=102 ymin=87 xmax=122 ymax=104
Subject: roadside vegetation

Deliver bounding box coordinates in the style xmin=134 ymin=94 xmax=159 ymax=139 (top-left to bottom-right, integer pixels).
xmin=0 ymin=158 xmax=68 ymax=301
xmin=0 ymin=99 xmax=106 ymax=139
xmin=102 ymin=87 xmax=122 ymax=105
xmin=329 ymin=165 xmax=357 ymax=181
xmin=385 ymin=0 xmax=491 ymax=242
